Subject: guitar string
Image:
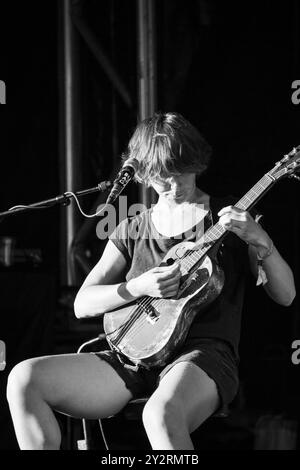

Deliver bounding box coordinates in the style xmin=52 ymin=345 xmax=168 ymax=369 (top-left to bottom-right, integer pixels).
xmin=111 ymin=218 xmax=231 ymax=347
xmin=112 ymin=225 xmax=238 ymax=347
xmin=116 ymin=251 xmax=213 ymax=347
xmin=110 ymin=220 xmax=223 ymax=346
xmin=109 ymin=259 xmax=183 ymax=346
xmin=110 ymin=176 xmax=273 ymax=347
xmin=114 ymin=300 xmax=170 ymax=350
xmin=111 ymin=223 xmax=232 ymax=346
xmin=123 ymin=189 xmax=273 ymax=349
xmin=111 ymin=242 xmax=213 ymax=347
xmin=107 ymin=214 xmax=213 ymax=345
xmin=118 ymin=187 xmax=267 ymax=347
xmin=109 ymin=254 xmax=193 ymax=346
xmin=109 ymin=210 xmax=218 ymax=346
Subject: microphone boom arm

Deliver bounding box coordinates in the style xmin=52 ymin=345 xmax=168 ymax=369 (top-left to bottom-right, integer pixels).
xmin=0 ymin=181 xmax=112 ymax=219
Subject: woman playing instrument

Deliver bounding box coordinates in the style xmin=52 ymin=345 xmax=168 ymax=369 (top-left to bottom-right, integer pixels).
xmin=7 ymin=112 xmax=296 ymax=450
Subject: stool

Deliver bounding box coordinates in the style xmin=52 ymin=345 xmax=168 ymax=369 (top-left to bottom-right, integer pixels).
xmin=76 ymin=335 xmax=151 ymax=450
xmin=76 ymin=336 xmax=229 ymax=450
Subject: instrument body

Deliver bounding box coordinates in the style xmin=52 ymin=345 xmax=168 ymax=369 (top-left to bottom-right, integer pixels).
xmin=104 ymin=242 xmax=224 ymax=368
xmin=104 ymin=146 xmax=300 ymax=368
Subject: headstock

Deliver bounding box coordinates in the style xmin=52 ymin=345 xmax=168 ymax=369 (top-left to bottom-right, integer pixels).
xmin=269 ymin=146 xmax=300 ymax=181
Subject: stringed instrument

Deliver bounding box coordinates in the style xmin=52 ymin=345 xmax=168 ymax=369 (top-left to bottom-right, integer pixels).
xmin=104 ymin=147 xmax=300 ymax=368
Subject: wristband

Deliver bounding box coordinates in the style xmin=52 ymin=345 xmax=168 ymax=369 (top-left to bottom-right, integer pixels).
xmin=256 ymin=240 xmax=274 ymax=286
xmin=257 ymin=240 xmax=274 ymax=261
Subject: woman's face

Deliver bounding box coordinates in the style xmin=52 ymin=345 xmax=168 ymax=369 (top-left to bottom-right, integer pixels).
xmin=150 ymin=173 xmax=196 ymax=203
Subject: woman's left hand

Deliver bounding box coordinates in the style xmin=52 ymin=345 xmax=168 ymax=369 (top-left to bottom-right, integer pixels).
xmin=218 ymin=206 xmax=271 ymax=250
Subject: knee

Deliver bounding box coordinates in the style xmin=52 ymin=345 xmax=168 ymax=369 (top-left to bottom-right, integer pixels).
xmin=142 ymin=395 xmax=184 ymax=434
xmin=6 ymin=359 xmax=39 ymax=404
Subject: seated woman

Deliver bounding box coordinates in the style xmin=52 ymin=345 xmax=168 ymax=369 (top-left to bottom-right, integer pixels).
xmin=7 ymin=112 xmax=296 ymax=450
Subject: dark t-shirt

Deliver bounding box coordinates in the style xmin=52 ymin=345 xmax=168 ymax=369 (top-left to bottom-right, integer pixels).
xmin=109 ymin=196 xmax=249 ymax=358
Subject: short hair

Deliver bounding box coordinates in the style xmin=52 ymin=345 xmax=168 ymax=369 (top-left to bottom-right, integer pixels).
xmin=124 ymin=112 xmax=212 ymax=186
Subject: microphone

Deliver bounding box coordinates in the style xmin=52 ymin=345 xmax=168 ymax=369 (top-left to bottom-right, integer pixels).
xmin=106 ymin=158 xmax=138 ymax=204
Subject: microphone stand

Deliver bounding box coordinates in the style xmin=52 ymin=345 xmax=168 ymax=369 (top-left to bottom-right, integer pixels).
xmin=0 ymin=181 xmax=112 ymax=220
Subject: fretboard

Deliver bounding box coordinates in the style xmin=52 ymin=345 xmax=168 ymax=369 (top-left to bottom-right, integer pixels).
xmin=180 ymin=173 xmax=275 ymax=273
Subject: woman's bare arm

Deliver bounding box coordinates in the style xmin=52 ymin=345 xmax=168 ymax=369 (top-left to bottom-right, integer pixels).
xmin=74 ymin=241 xmax=135 ymax=318
xmin=74 ymin=240 xmax=182 ymax=318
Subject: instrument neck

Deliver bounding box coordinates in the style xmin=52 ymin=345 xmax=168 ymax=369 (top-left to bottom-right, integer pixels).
xmin=180 ymin=173 xmax=275 ymax=272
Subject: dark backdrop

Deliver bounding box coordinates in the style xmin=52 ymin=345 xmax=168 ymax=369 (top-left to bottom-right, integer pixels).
xmin=0 ymin=0 xmax=299 ymax=450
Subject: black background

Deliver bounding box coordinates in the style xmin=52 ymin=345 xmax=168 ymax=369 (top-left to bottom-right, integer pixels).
xmin=0 ymin=0 xmax=299 ymax=451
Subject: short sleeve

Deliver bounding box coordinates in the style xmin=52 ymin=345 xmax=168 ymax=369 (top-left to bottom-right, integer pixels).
xmin=108 ymin=218 xmax=132 ymax=265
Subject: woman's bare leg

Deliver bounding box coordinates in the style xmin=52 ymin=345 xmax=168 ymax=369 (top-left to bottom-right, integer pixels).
xmin=142 ymin=362 xmax=219 ymax=450
xmin=7 ymin=353 xmax=132 ymax=450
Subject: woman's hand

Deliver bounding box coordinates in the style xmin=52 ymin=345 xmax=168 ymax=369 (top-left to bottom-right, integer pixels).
xmin=218 ymin=205 xmax=296 ymax=305
xmin=127 ymin=263 xmax=181 ymax=299
xmin=218 ymin=206 xmax=272 ymax=257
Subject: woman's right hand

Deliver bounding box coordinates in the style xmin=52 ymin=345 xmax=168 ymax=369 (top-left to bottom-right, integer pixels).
xmin=127 ymin=263 xmax=181 ymax=299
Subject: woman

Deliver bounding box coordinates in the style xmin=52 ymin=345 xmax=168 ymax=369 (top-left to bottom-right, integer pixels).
xmin=7 ymin=112 xmax=296 ymax=450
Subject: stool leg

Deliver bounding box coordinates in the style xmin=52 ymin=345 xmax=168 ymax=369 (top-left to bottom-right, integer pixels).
xmin=77 ymin=419 xmax=95 ymax=450
xmin=98 ymin=419 xmax=109 ymax=450
xmin=78 ymin=418 xmax=110 ymax=450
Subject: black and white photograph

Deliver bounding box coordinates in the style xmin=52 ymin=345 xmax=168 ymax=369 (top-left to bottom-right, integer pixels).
xmin=0 ymin=0 xmax=299 ymax=456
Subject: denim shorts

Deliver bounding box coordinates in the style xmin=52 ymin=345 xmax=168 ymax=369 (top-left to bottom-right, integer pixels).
xmin=94 ymin=337 xmax=239 ymax=412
